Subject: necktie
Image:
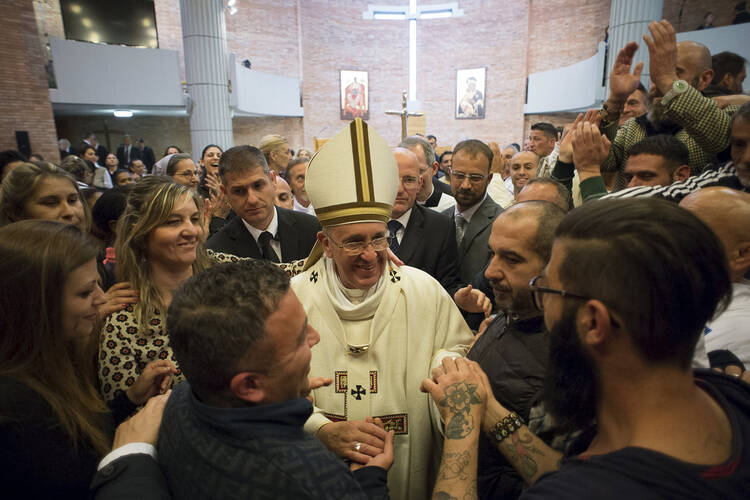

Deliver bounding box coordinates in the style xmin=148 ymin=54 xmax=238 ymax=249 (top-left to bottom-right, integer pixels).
xmin=257 ymin=231 xmax=279 ymax=262
xmin=455 ymin=214 xmax=467 ymax=245
xmin=125 ymin=145 xmax=130 ymax=165
xmin=387 ymin=220 xmax=402 ymax=255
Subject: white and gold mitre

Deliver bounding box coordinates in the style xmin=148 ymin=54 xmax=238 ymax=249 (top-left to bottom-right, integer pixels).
xmin=306 ymin=118 xmax=398 ymax=227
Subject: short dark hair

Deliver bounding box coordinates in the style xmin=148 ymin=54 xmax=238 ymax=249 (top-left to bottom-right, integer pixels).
xmin=453 ymin=139 xmax=493 ymax=173
xmin=219 ymin=145 xmax=269 ymax=182
xmin=78 ymin=144 xmax=96 ymax=157
xmin=167 ymin=260 xmax=290 ymax=400
xmin=712 ymin=51 xmax=747 ymax=85
xmin=635 ymin=82 xmax=647 ymax=95
xmin=426 ymin=134 xmax=437 ymax=141
xmin=0 ymin=150 xmax=26 ymax=177
xmin=522 ymin=177 xmax=572 ymax=212
xmin=505 ymin=200 xmax=566 ymax=264
xmin=91 ymin=187 xmax=129 ymax=244
xmin=166 ymin=153 xmax=193 ymax=176
xmin=531 ymin=122 xmax=558 ymax=140
xmin=399 ymin=136 xmax=436 ymax=170
xmin=163 ymin=145 xmax=183 ymax=157
xmin=627 ymin=135 xmax=690 ymax=175
xmin=439 ymin=150 xmax=453 ymax=162
xmin=112 ymin=169 xmax=132 ymax=183
xmin=200 ymin=144 xmax=223 ymax=160
xmin=554 ymin=198 xmax=731 ymax=369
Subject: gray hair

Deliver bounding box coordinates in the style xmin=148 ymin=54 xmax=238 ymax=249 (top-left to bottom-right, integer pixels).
xmin=399 ymin=136 xmax=436 ymax=170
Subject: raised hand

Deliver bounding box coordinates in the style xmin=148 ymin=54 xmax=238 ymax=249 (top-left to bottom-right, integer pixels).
xmin=643 ymin=20 xmax=678 ymax=95
xmin=453 ymin=285 xmax=492 ymax=317
xmin=126 ymin=360 xmax=177 ymax=405
xmin=609 ymin=42 xmax=645 ymax=103
xmin=572 ymin=121 xmax=611 ymax=180
xmin=98 ymin=282 xmax=139 ymax=319
xmin=316 ymin=419 xmax=389 ymax=464
xmin=488 ymin=141 xmax=503 ymax=174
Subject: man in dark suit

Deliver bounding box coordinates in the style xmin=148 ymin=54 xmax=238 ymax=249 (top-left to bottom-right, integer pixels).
xmin=83 ymin=132 xmax=109 ymax=167
xmin=136 ymin=138 xmax=156 ymax=173
xmin=443 ymin=139 xmax=503 ymax=284
xmin=207 ymin=145 xmax=320 ymax=261
xmin=116 ymin=135 xmax=142 ymax=169
xmin=400 ymin=135 xmax=456 ymax=212
xmin=389 ymin=148 xmax=462 ymax=294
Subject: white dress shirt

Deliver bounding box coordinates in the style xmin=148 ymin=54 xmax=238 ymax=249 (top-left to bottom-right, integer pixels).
xmin=242 ymin=207 xmax=281 ymax=260
xmin=293 ymin=197 xmax=316 ymax=216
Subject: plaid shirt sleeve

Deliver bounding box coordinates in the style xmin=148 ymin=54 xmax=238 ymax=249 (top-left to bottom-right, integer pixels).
xmin=663 ymin=86 xmax=738 ymax=154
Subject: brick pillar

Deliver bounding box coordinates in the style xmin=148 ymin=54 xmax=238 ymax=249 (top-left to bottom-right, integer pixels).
xmin=606 ymin=0 xmax=663 ymax=93
xmin=180 ymin=0 xmax=233 ymax=160
xmin=0 ymin=0 xmax=59 ymax=161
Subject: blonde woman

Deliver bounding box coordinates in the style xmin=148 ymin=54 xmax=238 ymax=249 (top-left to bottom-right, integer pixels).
xmin=258 ymin=134 xmax=292 ymax=175
xmin=98 ymin=176 xmax=303 ymax=401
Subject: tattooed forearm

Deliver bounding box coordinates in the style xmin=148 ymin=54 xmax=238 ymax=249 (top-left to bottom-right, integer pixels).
xmin=439 ymin=381 xmax=483 ymax=439
xmin=437 ymin=451 xmax=471 ymax=480
xmin=499 ymin=428 xmax=543 ymax=478
xmin=434 ymin=492 xmax=459 ymax=500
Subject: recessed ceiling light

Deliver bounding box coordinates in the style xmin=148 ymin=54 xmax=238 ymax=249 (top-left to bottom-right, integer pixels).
xmin=114 ymin=110 xmax=133 ymax=118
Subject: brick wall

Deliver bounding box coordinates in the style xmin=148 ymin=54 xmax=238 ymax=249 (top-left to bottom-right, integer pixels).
xmin=20 ymin=0 xmax=735 ymax=165
xmin=0 ymin=0 xmax=60 ymax=161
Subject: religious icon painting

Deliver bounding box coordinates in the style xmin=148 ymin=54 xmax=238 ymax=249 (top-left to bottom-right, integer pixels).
xmin=456 ymin=67 xmax=486 ymax=119
xmin=340 ymin=70 xmax=369 ymax=120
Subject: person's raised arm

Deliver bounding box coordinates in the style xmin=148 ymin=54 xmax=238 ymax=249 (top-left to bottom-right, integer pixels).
xmin=572 ymin=121 xmax=612 ymax=202
xmin=421 ymin=357 xmax=487 ymax=500
xmin=601 ymin=42 xmax=644 ymax=134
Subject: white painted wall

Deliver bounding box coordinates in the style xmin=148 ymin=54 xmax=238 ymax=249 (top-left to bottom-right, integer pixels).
xmin=525 ymin=23 xmax=750 ymax=115
xmin=229 ymin=54 xmax=304 ymax=117
xmin=48 ymin=38 xmax=183 ymax=106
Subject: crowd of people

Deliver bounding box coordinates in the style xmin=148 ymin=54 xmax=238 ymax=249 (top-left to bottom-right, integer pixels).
xmin=0 ymin=18 xmax=749 ymax=500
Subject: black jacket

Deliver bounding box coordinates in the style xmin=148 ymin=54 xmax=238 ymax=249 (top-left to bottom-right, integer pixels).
xmin=397 ymin=204 xmax=462 ymax=294
xmin=467 ymin=313 xmax=549 ymax=500
xmin=206 ymin=207 xmax=320 ymax=262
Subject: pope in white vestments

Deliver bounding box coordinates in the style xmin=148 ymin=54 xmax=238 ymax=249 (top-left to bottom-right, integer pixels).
xmin=292 ymin=118 xmax=474 ymax=500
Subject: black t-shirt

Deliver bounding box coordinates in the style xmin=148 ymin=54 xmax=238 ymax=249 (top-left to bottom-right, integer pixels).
xmin=521 ymin=371 xmax=750 ymax=499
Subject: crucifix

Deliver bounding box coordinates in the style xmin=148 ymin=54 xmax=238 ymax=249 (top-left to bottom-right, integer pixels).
xmin=365 ymin=2 xmax=463 ymax=139
xmin=386 ymin=91 xmax=423 ymax=141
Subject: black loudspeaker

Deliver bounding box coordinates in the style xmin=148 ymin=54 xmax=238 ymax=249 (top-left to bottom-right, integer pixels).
xmin=15 ymin=131 xmax=31 ymax=157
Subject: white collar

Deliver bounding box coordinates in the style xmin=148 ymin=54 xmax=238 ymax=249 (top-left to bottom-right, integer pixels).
xmin=392 ymin=207 xmax=412 ymax=228
xmin=417 ymin=180 xmax=435 ymax=205
xmin=454 ymin=193 xmax=486 ymax=222
xmin=241 ymin=207 xmax=278 ymax=242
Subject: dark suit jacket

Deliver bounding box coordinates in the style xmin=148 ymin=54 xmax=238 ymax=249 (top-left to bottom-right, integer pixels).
xmin=443 ymin=195 xmax=503 ymax=284
xmin=433 ymin=176 xmax=452 ymax=196
xmin=206 ymin=207 xmax=320 ymax=261
xmin=140 ymin=146 xmax=156 ymax=171
xmin=397 ymin=204 xmax=462 ymax=295
xmin=92 ymin=454 xmax=171 ymax=500
xmin=116 ymin=144 xmax=142 ymax=167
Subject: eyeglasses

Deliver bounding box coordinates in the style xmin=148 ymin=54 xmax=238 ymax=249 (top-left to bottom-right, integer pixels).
xmin=399 ymin=175 xmax=419 ymax=188
xmin=450 ymin=169 xmax=488 ymax=183
xmin=326 ymin=233 xmax=391 ymax=255
xmin=175 ymin=170 xmax=201 ymax=179
xmin=529 ymin=275 xmax=589 ymax=311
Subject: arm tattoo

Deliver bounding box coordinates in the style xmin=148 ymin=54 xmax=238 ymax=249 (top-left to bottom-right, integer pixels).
xmin=437 ymin=451 xmax=470 ymax=480
xmin=434 ymin=493 xmax=459 ymax=500
xmin=439 ymin=381 xmax=483 ymax=439
xmin=499 ymin=428 xmax=543 ymax=479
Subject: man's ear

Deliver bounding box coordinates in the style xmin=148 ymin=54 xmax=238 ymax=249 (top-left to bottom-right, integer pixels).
xmin=698 ymin=69 xmax=715 ymax=91
xmin=719 ymin=73 xmax=734 ymax=91
xmin=318 ymin=230 xmax=334 ymax=258
xmin=431 ymin=161 xmax=439 ymax=176
xmin=673 ymin=164 xmax=690 ymax=182
xmin=730 ymin=240 xmax=750 ymax=277
xmin=577 ymin=299 xmax=615 ymax=348
xmin=230 ymin=372 xmax=265 ymax=404
xmin=270 ymin=170 xmax=277 ymax=184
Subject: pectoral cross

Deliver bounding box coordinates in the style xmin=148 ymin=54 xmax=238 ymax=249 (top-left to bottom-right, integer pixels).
xmin=385 ymin=91 xmax=424 ymax=141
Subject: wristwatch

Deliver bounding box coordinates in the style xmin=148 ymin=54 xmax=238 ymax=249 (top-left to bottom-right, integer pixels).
xmin=660 ymin=79 xmax=689 ymax=106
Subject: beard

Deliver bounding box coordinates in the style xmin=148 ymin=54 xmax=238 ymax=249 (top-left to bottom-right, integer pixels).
xmin=646 ymin=105 xmax=677 ymax=132
xmin=541 ymin=304 xmax=598 ymax=432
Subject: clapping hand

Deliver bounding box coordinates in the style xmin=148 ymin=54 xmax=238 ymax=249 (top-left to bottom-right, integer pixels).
xmin=572 ymin=121 xmax=611 ymax=180
xmin=609 ymin=42 xmax=645 ymax=104
xmin=643 ymin=20 xmax=679 ymax=95
xmin=559 ymin=110 xmax=600 ymax=163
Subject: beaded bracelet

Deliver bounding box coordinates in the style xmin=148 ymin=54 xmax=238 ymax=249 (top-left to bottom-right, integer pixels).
xmin=486 ymin=411 xmax=524 ymax=444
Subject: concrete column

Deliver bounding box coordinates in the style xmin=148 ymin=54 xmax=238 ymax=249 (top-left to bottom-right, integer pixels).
xmin=606 ymin=0 xmax=663 ymax=94
xmin=180 ymin=0 xmax=233 ymax=160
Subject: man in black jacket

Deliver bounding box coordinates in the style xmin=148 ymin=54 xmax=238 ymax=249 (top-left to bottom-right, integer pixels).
xmin=388 ymin=148 xmax=462 ymax=294
xmin=207 ymin=145 xmax=320 ymax=262
xmin=467 ymin=201 xmax=566 ymax=500
xmin=158 ymin=260 xmax=393 ymax=499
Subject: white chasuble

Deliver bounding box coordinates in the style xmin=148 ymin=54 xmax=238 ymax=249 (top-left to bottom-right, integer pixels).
xmin=291 ymin=257 xmax=474 ymax=500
